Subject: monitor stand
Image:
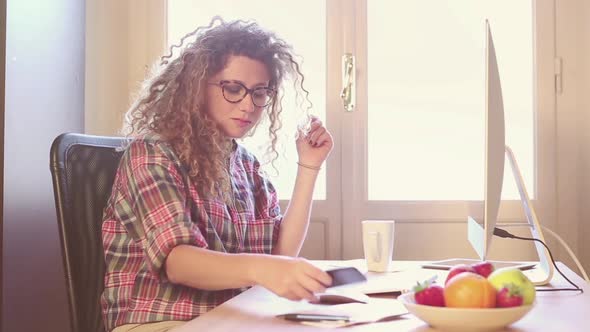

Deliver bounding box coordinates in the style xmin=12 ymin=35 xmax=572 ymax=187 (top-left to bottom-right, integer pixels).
xmin=497 ymin=145 xmax=554 ymax=285
xmin=466 ymin=146 xmax=554 ymax=285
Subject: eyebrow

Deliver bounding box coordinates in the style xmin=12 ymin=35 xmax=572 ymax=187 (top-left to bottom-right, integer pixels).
xmin=222 ymin=79 xmax=270 ymax=88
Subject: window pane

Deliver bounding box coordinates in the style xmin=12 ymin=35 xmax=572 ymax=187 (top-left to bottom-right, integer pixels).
xmin=367 ymin=0 xmax=533 ymax=200
xmin=167 ymin=0 xmax=327 ymax=200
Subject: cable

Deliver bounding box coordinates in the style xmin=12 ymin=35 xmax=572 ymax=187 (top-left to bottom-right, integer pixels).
xmin=541 ymin=226 xmax=590 ymax=283
xmin=494 ymin=227 xmax=582 ymax=292
xmin=495 ymin=225 xmax=590 ymax=283
xmin=493 ymin=227 xmax=584 ymax=293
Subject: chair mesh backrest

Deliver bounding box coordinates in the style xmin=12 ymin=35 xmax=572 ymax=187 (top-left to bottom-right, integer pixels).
xmin=50 ymin=133 xmax=125 ymax=332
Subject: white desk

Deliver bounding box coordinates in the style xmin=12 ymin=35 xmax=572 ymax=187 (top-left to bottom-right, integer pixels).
xmin=173 ymin=261 xmax=590 ymax=331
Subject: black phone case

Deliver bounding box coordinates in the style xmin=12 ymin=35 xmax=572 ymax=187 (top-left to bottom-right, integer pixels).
xmin=326 ymin=267 xmax=367 ymax=287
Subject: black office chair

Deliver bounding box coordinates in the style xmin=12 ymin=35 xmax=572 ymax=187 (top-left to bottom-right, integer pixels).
xmin=50 ymin=133 xmax=126 ymax=332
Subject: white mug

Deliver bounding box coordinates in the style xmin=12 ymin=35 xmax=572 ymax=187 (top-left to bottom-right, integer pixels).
xmin=362 ymin=220 xmax=395 ymax=272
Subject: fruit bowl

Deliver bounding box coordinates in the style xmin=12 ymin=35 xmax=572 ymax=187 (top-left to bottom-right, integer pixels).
xmin=398 ymin=292 xmax=534 ymax=332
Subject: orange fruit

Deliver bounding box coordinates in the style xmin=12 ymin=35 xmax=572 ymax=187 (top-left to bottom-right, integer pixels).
xmin=444 ymin=272 xmax=497 ymax=308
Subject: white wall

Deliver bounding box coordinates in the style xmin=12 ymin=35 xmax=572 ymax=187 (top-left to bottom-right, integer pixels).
xmin=555 ymin=0 xmax=590 ymax=276
xmin=85 ymin=0 xmax=165 ymax=136
xmin=85 ymin=0 xmax=128 ymax=135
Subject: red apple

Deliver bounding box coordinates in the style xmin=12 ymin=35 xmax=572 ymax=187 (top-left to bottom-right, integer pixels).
xmin=471 ymin=261 xmax=495 ymax=278
xmin=445 ymin=264 xmax=476 ymax=285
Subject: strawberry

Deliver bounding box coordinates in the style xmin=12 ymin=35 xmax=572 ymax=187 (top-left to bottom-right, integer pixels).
xmin=496 ymin=284 xmax=524 ymax=308
xmin=413 ymin=276 xmax=445 ymax=307
xmin=471 ymin=261 xmax=495 ymax=278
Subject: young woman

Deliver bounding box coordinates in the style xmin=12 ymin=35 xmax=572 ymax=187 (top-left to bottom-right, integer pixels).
xmin=102 ymin=18 xmax=333 ymax=332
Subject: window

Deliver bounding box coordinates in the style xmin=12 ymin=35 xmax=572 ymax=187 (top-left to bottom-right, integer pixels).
xmin=367 ymin=0 xmax=534 ymax=200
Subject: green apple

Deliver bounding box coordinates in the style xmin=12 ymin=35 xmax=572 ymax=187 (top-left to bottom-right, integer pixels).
xmin=487 ymin=267 xmax=536 ymax=305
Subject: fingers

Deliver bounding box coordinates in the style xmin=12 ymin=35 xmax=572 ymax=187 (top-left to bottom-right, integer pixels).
xmin=308 ymin=117 xmax=322 ymax=135
xmin=304 ymin=117 xmax=332 ymax=147
xmin=289 ymin=270 xmax=330 ymax=301
xmin=300 ymin=280 xmax=326 ymax=301
xmin=302 ymin=262 xmax=333 ymax=287
xmin=285 ymin=283 xmax=316 ymax=302
xmin=285 ymin=260 xmax=332 ymax=301
xmin=298 ymin=274 xmax=328 ymax=295
xmin=307 ymin=127 xmax=326 ymax=146
xmin=277 ymin=275 xmax=319 ymax=301
xmin=312 ymin=131 xmax=333 ymax=148
xmin=265 ymin=258 xmax=336 ymax=302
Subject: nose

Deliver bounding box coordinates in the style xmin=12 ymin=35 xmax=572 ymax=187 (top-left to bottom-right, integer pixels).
xmin=239 ymin=94 xmax=256 ymax=113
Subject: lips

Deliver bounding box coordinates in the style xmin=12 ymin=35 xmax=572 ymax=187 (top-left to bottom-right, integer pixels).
xmin=232 ymin=118 xmax=252 ymax=127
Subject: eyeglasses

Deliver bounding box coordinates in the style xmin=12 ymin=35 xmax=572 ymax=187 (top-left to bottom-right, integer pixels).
xmin=208 ymin=80 xmax=276 ymax=107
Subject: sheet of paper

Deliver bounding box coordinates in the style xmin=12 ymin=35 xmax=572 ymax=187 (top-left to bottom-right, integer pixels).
xmin=337 ymin=268 xmax=440 ymax=295
xmin=287 ymin=297 xmax=409 ymax=328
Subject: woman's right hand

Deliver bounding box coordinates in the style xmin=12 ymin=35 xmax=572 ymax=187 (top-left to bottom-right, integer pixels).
xmin=251 ymin=255 xmax=332 ymax=301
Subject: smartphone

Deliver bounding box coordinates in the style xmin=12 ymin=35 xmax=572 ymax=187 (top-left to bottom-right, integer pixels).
xmin=280 ymin=313 xmax=350 ymax=322
xmin=326 ymin=267 xmax=367 ymax=287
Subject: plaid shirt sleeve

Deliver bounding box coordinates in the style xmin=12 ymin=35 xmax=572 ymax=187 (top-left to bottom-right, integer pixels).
xmin=117 ymin=140 xmax=208 ymax=280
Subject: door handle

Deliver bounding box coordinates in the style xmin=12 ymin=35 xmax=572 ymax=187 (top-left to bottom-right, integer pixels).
xmin=340 ymin=53 xmax=356 ymax=112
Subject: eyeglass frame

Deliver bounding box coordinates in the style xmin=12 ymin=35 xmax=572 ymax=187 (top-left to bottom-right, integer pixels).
xmin=207 ymin=80 xmax=276 ymax=107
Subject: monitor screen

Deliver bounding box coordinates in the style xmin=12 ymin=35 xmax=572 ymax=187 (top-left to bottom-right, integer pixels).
xmin=468 ymin=20 xmax=505 ymax=261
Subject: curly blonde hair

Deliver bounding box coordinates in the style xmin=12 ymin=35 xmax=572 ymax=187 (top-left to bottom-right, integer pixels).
xmin=123 ymin=17 xmax=310 ymax=201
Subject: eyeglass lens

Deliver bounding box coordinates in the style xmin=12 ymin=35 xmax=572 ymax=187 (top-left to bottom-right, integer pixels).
xmin=221 ymin=82 xmax=274 ymax=107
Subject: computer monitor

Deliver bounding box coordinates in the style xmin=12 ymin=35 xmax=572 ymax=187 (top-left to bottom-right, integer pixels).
xmin=467 ymin=20 xmax=505 ymax=262
xmin=467 ymin=20 xmax=554 ymax=285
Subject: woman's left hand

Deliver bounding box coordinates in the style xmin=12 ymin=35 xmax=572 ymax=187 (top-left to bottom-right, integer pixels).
xmin=296 ymin=115 xmax=333 ymax=168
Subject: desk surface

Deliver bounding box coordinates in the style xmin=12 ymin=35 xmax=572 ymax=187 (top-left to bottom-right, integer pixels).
xmin=173 ymin=261 xmax=590 ymax=332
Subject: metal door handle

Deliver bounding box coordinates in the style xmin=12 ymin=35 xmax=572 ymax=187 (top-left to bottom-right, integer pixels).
xmin=340 ymin=53 xmax=356 ymax=112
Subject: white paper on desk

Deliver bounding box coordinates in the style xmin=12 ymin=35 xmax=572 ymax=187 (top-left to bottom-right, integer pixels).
xmin=289 ymin=297 xmax=409 ymax=328
xmin=334 ymin=268 xmax=439 ymax=295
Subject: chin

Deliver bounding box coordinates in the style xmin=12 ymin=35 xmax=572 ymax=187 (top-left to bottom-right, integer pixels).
xmin=224 ymin=130 xmax=249 ymax=139
xmin=229 ymin=126 xmax=255 ymax=138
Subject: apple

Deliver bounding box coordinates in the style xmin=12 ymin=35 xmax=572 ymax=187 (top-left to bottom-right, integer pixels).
xmin=471 ymin=261 xmax=495 ymax=278
xmin=487 ymin=267 xmax=536 ymax=305
xmin=445 ymin=264 xmax=476 ymax=285
xmin=496 ymin=285 xmax=524 ymax=307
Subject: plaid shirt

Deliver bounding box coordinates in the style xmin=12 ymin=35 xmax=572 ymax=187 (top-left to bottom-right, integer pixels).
xmin=101 ymin=136 xmax=282 ymax=331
